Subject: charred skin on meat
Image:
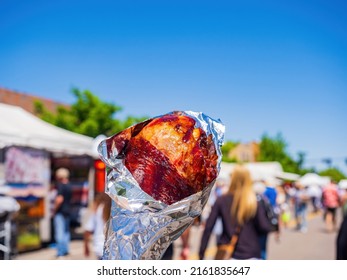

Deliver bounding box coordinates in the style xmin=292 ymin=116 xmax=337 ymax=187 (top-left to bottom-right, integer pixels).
xmin=106 ymin=113 xmax=218 ymax=205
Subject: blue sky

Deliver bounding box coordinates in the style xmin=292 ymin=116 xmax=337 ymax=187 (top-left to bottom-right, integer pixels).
xmin=1 ymin=0 xmax=346 ymax=173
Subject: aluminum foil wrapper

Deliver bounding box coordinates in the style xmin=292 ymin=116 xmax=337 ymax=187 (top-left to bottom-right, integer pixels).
xmin=98 ymin=111 xmax=225 ymax=260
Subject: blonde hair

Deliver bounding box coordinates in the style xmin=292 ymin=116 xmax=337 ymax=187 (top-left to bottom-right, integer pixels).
xmin=227 ymin=165 xmax=257 ymax=225
xmin=55 ymin=168 xmax=70 ymax=180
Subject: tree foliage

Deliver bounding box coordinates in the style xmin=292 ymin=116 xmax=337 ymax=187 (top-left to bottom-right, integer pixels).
xmin=34 ymin=88 xmax=147 ymax=137
xmin=257 ymin=133 xmax=302 ymax=174
xmin=222 ymin=133 xmax=347 ymax=179
xmin=319 ymin=167 xmax=347 ymax=182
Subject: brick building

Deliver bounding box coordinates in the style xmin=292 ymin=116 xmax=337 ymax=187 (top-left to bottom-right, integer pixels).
xmin=0 ymin=87 xmax=68 ymax=114
xmin=228 ymin=141 xmax=260 ymax=162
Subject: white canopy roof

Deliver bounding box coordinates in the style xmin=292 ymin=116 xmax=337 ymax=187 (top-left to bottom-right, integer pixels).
xmin=0 ymin=103 xmax=96 ymax=157
xmin=298 ymin=173 xmax=329 ymax=187
xmin=219 ymin=161 xmax=300 ymax=185
xmin=339 ymin=179 xmax=347 ymax=189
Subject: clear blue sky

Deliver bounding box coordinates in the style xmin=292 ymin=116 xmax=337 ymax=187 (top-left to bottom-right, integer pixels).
xmin=1 ymin=0 xmax=346 ymax=173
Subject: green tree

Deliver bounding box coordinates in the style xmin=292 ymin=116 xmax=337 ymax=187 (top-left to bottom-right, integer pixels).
xmin=34 ymin=88 xmax=147 ymax=137
xmin=319 ymin=167 xmax=347 ymax=182
xmin=257 ymin=133 xmax=301 ymax=173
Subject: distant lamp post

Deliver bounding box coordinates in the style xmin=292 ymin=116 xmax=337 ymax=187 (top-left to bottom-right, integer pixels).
xmin=322 ymin=158 xmax=332 ymax=168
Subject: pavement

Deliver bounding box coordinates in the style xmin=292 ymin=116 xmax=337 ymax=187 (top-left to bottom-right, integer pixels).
xmin=15 ymin=238 xmax=188 ymax=260
xmin=267 ymin=211 xmax=339 ymax=260
xmin=13 ymin=209 xmax=341 ymax=260
xmin=15 ymin=240 xmax=97 ymax=260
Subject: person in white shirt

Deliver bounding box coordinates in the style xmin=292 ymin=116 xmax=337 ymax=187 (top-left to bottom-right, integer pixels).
xmin=84 ymin=193 xmax=111 ymax=259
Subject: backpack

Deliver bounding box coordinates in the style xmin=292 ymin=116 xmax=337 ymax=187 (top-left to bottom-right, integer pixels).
xmin=322 ymin=185 xmax=340 ymax=208
xmin=257 ymin=194 xmax=279 ymax=232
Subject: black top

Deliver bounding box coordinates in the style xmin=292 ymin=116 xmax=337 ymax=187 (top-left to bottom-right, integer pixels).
xmin=199 ymin=194 xmax=273 ymax=260
xmin=56 ymin=182 xmax=72 ymax=217
xmin=337 ymin=215 xmax=347 ymax=260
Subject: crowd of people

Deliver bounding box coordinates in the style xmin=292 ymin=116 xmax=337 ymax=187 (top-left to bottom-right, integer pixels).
xmin=149 ymin=164 xmax=347 ymax=260
xmin=197 ymin=165 xmax=347 ymax=260
xmin=2 ymin=165 xmax=347 ymax=260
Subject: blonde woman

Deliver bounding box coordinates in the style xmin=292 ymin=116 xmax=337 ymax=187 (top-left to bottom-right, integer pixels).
xmin=199 ymin=165 xmax=273 ymax=260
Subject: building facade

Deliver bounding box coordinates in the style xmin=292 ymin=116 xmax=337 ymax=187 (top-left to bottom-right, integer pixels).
xmin=228 ymin=141 xmax=260 ymax=162
xmin=0 ymin=87 xmax=68 ymax=115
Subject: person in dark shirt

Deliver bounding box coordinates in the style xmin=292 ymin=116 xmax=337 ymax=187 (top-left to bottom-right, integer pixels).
xmin=337 ymin=214 xmax=347 ymax=259
xmin=199 ymin=165 xmax=273 ymax=260
xmin=53 ymin=168 xmax=72 ymax=258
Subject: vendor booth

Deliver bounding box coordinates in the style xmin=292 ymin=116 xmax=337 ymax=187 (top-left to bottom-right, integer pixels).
xmin=0 ymin=103 xmax=97 ymax=252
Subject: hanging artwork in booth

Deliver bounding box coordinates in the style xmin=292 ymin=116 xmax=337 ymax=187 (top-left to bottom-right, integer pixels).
xmin=4 ymin=146 xmax=50 ymax=252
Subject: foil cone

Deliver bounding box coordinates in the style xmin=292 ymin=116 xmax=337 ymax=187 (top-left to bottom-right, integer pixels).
xmin=98 ymin=111 xmax=225 ymax=260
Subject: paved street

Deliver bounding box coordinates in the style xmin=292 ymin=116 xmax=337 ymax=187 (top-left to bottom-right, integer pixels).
xmin=267 ymin=212 xmax=339 ymax=260
xmin=14 ymin=210 xmax=341 ymax=260
xmin=184 ymin=210 xmax=340 ymax=260
xmin=15 ymin=240 xmax=95 ymax=260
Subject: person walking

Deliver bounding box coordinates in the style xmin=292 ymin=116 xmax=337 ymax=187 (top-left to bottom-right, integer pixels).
xmin=84 ymin=192 xmax=112 ymax=259
xmin=294 ymin=183 xmax=310 ymax=233
xmin=53 ymin=168 xmax=72 ymax=258
xmin=307 ymin=184 xmax=322 ymax=213
xmin=322 ymin=181 xmax=340 ymax=232
xmin=199 ymin=165 xmax=273 ymax=260
xmin=259 ymin=178 xmax=279 ymax=259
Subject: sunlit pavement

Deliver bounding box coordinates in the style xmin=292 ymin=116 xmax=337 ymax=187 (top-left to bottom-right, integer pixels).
xmin=14 ymin=210 xmax=340 ymax=260
xmin=266 ymin=211 xmax=339 ymax=260
xmin=183 ymin=210 xmax=340 ymax=260
xmin=15 ymin=240 xmax=97 ymax=260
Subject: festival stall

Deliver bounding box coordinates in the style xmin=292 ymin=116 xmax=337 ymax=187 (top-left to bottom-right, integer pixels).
xmin=0 ymin=103 xmax=96 ymax=251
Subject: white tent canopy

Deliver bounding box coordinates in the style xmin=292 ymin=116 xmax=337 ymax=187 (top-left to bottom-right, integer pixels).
xmin=298 ymin=173 xmax=330 ymax=187
xmin=339 ymin=179 xmax=347 ymax=189
xmin=0 ymin=103 xmax=95 ymax=156
xmin=219 ymin=161 xmax=299 ymax=185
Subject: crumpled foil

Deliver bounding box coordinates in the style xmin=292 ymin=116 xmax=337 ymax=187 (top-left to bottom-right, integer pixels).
xmin=98 ymin=111 xmax=225 ymax=260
